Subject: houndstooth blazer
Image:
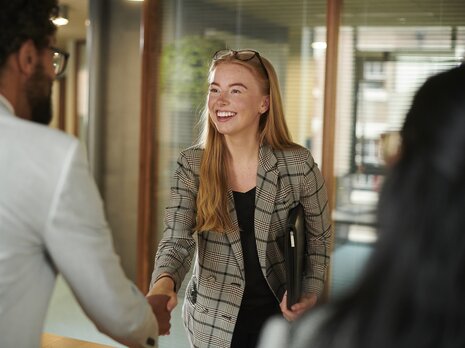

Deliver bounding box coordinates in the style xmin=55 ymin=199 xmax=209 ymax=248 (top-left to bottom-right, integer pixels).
xmin=151 ymin=144 xmax=332 ymax=348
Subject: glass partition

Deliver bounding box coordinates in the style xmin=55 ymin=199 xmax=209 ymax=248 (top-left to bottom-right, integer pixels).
xmin=331 ymin=0 xmax=464 ymax=298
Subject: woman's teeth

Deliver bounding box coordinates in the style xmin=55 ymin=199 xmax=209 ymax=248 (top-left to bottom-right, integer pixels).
xmin=217 ymin=111 xmax=236 ymax=118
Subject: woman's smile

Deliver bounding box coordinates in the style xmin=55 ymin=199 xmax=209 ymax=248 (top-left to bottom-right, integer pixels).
xmin=216 ymin=110 xmax=237 ymax=122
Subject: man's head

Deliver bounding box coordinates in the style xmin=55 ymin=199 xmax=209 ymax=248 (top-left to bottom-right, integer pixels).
xmin=0 ymin=0 xmax=59 ymax=125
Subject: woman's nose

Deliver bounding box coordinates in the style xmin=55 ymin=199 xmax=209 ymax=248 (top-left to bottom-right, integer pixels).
xmin=217 ymin=92 xmax=229 ymax=105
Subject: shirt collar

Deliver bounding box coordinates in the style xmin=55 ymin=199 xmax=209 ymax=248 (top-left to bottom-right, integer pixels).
xmin=0 ymin=93 xmax=15 ymax=115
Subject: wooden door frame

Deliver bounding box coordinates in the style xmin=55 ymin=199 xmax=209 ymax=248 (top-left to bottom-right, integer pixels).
xmin=137 ymin=0 xmax=162 ymax=293
xmin=321 ymin=0 xmax=342 ymax=302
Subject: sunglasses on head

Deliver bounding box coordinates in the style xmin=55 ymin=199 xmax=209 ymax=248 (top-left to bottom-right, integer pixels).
xmin=212 ymin=49 xmax=269 ymax=78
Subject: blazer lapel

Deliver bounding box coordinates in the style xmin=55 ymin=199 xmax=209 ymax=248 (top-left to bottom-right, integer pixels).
xmin=224 ymin=145 xmax=279 ymax=280
xmin=255 ymin=145 xmax=279 ymax=270
xmin=225 ymin=189 xmax=245 ymax=279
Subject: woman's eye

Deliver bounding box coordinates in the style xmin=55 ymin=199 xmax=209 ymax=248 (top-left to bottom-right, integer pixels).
xmin=231 ymin=89 xmax=241 ymax=94
xmin=209 ymin=88 xmax=219 ymax=93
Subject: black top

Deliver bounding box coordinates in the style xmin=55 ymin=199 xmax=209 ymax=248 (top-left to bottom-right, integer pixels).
xmin=232 ymin=188 xmax=281 ymax=333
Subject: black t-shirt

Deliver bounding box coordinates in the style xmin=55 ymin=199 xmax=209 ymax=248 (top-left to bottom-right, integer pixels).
xmin=232 ymin=188 xmax=281 ymax=333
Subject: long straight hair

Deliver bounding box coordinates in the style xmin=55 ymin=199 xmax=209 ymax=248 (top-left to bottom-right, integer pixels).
xmin=306 ymin=65 xmax=465 ymax=348
xmin=194 ymin=52 xmax=298 ymax=232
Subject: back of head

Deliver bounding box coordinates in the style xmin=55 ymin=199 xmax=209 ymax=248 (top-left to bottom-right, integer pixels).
xmin=376 ymin=64 xmax=465 ymax=347
xmin=308 ymin=65 xmax=465 ymax=348
xmin=383 ymin=65 xmax=465 ymax=262
xmin=0 ymin=0 xmax=58 ymax=70
xmin=401 ymin=64 xmax=465 ymax=183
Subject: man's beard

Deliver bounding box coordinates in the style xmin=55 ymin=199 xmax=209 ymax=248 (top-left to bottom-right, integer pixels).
xmin=25 ymin=62 xmax=53 ymax=125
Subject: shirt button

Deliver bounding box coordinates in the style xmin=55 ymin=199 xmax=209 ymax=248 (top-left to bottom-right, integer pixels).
xmin=146 ymin=337 xmax=156 ymax=346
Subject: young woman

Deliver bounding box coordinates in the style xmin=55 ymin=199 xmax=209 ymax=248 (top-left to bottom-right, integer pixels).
xmin=148 ymin=49 xmax=331 ymax=348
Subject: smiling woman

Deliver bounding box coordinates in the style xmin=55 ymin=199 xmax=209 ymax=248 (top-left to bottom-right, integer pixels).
xmin=147 ymin=48 xmax=331 ymax=348
xmin=207 ymin=62 xmax=268 ymax=147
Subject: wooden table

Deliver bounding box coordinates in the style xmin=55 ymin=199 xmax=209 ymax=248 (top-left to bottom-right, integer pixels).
xmin=41 ymin=333 xmax=116 ymax=348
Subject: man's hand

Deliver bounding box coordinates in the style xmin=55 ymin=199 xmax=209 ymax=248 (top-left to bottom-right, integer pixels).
xmin=279 ymin=291 xmax=318 ymax=321
xmin=146 ymin=275 xmax=178 ymax=335
xmin=146 ymin=294 xmax=171 ymax=336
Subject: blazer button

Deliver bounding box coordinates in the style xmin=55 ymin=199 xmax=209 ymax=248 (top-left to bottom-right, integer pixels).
xmin=190 ymin=287 xmax=197 ymax=304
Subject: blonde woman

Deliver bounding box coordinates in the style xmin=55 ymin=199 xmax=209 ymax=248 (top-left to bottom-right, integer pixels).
xmin=148 ymin=49 xmax=332 ymax=348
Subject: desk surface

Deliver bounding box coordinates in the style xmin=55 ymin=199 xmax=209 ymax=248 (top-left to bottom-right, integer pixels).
xmin=42 ymin=333 xmax=116 ymax=348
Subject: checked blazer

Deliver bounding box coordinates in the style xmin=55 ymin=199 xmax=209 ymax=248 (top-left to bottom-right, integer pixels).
xmin=151 ymin=144 xmax=332 ymax=348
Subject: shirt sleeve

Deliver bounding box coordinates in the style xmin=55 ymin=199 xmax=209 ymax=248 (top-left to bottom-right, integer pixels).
xmin=43 ymin=140 xmax=158 ymax=348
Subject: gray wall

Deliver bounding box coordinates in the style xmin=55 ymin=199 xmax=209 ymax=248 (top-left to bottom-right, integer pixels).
xmin=90 ymin=0 xmax=144 ymax=281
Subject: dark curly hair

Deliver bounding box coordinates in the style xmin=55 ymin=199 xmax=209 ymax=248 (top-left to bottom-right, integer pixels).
xmin=0 ymin=0 xmax=58 ymax=69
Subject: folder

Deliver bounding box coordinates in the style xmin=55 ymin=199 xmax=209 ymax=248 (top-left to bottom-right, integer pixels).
xmin=285 ymin=203 xmax=305 ymax=309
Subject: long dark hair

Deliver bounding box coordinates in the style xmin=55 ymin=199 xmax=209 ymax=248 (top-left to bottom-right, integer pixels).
xmin=304 ymin=65 xmax=465 ymax=348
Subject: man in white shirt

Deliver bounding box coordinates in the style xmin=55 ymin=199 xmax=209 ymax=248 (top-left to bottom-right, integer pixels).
xmin=0 ymin=1 xmax=162 ymax=347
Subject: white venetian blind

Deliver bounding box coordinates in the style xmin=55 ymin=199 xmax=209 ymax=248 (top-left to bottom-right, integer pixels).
xmin=334 ymin=0 xmax=465 ymax=178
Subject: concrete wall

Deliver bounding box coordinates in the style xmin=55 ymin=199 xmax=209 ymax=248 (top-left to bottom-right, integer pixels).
xmin=97 ymin=0 xmax=144 ymax=282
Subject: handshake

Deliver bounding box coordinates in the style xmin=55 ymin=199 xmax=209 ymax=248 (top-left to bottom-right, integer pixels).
xmin=146 ymin=275 xmax=177 ymax=336
xmin=146 ymin=294 xmax=172 ymax=336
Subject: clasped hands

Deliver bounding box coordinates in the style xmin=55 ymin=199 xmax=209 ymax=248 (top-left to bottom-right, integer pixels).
xmin=146 ymin=275 xmax=177 ymax=336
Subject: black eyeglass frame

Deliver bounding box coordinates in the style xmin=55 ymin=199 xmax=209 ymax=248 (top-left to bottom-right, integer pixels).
xmin=48 ymin=46 xmax=70 ymax=79
xmin=212 ymin=49 xmax=269 ymax=79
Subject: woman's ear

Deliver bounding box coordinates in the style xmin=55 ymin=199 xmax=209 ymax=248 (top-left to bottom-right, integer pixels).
xmin=260 ymin=95 xmax=270 ymax=114
xmin=17 ymin=40 xmax=38 ymax=77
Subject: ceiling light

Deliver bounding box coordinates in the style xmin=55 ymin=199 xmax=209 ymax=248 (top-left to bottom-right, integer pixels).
xmin=311 ymin=42 xmax=327 ymax=50
xmin=52 ymin=4 xmax=69 ymax=26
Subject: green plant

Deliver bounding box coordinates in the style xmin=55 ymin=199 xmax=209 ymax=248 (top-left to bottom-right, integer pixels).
xmin=161 ymin=36 xmax=225 ymax=109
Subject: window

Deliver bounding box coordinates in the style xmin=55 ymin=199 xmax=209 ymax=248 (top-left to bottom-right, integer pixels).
xmin=331 ymin=0 xmax=464 ymax=298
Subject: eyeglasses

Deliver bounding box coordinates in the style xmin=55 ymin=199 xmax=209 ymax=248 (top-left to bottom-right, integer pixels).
xmin=212 ymin=49 xmax=269 ymax=79
xmin=48 ymin=46 xmax=70 ymax=78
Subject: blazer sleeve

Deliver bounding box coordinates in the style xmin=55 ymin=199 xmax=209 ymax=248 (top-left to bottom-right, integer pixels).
xmin=300 ymin=152 xmax=332 ymax=297
xmin=43 ymin=141 xmax=158 ymax=348
xmin=150 ymin=150 xmax=198 ymax=290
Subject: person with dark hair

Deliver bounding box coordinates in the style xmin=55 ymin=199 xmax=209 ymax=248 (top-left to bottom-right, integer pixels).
xmin=0 ymin=1 xmax=162 ymax=347
xmin=147 ymin=49 xmax=332 ymax=348
xmin=258 ymin=64 xmax=465 ymax=348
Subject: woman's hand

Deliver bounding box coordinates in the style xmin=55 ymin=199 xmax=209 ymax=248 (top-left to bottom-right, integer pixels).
xmin=279 ymin=291 xmax=318 ymax=321
xmin=146 ymin=274 xmax=178 ymax=335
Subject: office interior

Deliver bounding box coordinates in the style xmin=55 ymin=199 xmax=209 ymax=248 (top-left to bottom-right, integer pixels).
xmin=45 ymin=0 xmax=465 ymax=346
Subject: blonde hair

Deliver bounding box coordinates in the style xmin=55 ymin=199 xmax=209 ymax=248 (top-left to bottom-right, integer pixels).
xmin=195 ymin=51 xmax=298 ymax=232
